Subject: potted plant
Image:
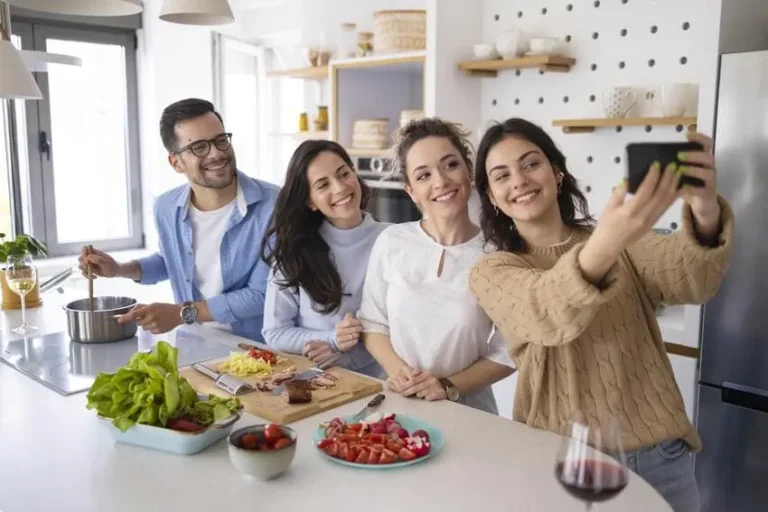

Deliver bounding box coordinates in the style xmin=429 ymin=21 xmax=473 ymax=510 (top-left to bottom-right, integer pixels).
xmin=0 ymin=233 xmax=48 ymax=310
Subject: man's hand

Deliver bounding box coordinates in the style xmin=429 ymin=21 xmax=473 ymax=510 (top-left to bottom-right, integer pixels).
xmin=118 ymin=303 xmax=183 ymax=334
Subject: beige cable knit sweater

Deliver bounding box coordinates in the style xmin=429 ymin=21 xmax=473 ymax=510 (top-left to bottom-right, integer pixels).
xmin=469 ymin=197 xmax=734 ymax=452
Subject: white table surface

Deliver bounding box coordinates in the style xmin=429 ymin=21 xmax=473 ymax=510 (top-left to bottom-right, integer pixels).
xmin=0 ymin=275 xmax=670 ymax=512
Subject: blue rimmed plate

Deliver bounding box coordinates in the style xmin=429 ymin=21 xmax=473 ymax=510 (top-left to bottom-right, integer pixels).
xmin=312 ymin=414 xmax=445 ymax=469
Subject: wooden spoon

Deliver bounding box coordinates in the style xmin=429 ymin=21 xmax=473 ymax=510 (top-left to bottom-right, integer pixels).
xmin=86 ymin=245 xmax=94 ymax=311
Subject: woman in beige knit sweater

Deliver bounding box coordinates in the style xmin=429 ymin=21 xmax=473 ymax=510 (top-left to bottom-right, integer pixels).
xmin=469 ymin=118 xmax=733 ymax=511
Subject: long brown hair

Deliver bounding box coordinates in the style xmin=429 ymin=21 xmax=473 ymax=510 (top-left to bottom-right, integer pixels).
xmin=475 ymin=118 xmax=594 ymax=253
xmin=260 ymin=140 xmax=370 ymax=314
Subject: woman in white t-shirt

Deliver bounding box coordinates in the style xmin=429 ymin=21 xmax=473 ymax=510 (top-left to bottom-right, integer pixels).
xmin=358 ymin=118 xmax=515 ymax=414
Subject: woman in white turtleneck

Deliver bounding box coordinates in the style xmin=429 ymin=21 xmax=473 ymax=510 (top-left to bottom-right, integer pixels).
xmin=260 ymin=140 xmax=387 ymax=378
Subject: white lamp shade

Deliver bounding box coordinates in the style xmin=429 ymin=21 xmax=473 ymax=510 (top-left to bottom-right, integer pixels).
xmin=0 ymin=40 xmax=42 ymax=99
xmin=7 ymin=0 xmax=143 ymax=16
xmin=160 ymin=0 xmax=234 ymax=25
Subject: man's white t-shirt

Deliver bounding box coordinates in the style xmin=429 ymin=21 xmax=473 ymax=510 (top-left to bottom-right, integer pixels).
xmin=188 ymin=197 xmax=236 ymax=331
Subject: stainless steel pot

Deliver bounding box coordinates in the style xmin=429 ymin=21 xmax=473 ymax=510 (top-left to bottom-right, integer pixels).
xmin=63 ymin=296 xmax=138 ymax=343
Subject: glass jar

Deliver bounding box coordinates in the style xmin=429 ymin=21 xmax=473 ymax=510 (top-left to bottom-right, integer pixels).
xmin=357 ymin=31 xmax=374 ymax=57
xmin=317 ymin=106 xmax=328 ymax=129
xmin=298 ymin=112 xmax=309 ymax=132
xmin=338 ymin=22 xmax=357 ymax=59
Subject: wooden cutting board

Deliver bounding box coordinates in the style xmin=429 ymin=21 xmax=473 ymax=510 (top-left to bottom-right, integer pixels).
xmin=179 ymin=352 xmax=383 ymax=424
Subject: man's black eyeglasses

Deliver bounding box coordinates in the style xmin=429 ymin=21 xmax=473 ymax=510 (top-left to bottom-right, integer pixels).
xmin=174 ymin=133 xmax=233 ymax=158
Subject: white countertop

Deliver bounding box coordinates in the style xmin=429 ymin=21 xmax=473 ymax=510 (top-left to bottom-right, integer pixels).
xmin=0 ymin=277 xmax=670 ymax=512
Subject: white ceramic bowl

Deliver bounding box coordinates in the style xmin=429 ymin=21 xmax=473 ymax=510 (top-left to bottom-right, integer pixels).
xmin=528 ymin=37 xmax=560 ymax=54
xmin=228 ymin=425 xmax=297 ymax=481
xmin=473 ymin=43 xmax=498 ymax=60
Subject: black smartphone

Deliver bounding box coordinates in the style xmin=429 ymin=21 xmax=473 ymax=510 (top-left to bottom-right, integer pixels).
xmin=625 ymin=141 xmax=706 ymax=193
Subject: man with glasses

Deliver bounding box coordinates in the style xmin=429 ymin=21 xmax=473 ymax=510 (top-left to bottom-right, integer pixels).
xmin=78 ymin=98 xmax=279 ymax=341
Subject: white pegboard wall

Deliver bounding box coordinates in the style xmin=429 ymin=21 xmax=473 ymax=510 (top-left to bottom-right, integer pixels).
xmin=479 ymin=0 xmax=722 ymax=229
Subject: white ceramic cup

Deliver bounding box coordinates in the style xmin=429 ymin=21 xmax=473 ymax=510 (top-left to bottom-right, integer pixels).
xmin=495 ymin=29 xmax=521 ymax=59
xmin=528 ymin=37 xmax=559 ymax=54
xmin=602 ymin=87 xmax=637 ymax=118
xmin=660 ymin=83 xmax=690 ymax=116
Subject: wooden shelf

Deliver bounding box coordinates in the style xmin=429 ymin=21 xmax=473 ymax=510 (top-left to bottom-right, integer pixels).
xmin=552 ymin=116 xmax=698 ymax=133
xmin=332 ymin=51 xmax=425 ymax=71
xmin=346 ymin=147 xmax=393 ymax=158
xmin=267 ymin=65 xmax=328 ymax=80
xmin=457 ymin=54 xmax=576 ymax=77
xmin=269 ymin=131 xmax=329 ymax=140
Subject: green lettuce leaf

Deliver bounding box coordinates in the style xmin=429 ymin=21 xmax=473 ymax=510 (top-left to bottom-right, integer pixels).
xmin=86 ymin=341 xmax=241 ymax=433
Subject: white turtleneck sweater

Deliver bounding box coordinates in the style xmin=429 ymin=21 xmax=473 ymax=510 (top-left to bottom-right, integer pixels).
xmin=262 ymin=213 xmax=389 ymax=378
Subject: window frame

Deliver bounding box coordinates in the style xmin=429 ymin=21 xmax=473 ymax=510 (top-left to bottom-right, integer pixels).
xmin=12 ymin=20 xmax=143 ymax=256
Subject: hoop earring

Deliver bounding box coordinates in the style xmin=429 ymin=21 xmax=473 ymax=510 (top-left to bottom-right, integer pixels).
xmin=557 ymin=181 xmax=563 ymax=194
xmin=493 ymin=204 xmax=499 ymax=215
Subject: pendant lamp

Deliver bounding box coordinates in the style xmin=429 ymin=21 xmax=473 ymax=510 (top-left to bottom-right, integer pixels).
xmin=6 ymin=0 xmax=143 ymax=16
xmin=0 ymin=1 xmax=41 ymax=99
xmin=160 ymin=0 xmax=234 ymax=26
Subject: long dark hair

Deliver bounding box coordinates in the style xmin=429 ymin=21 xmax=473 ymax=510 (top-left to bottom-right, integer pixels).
xmin=260 ymin=140 xmax=370 ymax=314
xmin=475 ymin=118 xmax=594 ymax=253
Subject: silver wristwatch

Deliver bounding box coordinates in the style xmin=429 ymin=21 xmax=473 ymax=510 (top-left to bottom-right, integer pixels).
xmin=180 ymin=301 xmax=198 ymax=325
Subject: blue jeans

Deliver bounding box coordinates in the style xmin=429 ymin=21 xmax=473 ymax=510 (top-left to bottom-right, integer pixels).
xmin=624 ymin=438 xmax=701 ymax=512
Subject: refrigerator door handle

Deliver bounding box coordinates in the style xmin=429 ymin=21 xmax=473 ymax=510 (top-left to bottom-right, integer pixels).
xmin=721 ymin=382 xmax=768 ymax=413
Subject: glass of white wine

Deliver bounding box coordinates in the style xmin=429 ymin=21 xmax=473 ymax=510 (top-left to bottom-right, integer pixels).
xmin=6 ymin=252 xmax=38 ymax=334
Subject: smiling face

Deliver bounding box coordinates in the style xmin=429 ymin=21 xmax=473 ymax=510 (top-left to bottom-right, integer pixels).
xmin=484 ymin=136 xmax=563 ymax=225
xmin=403 ymin=136 xmax=472 ymax=220
xmin=169 ymin=111 xmax=237 ymax=190
xmin=306 ymin=150 xmax=363 ymax=229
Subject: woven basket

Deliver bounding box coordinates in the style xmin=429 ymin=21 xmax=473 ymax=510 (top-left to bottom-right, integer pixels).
xmin=373 ymin=10 xmax=426 ymax=54
xmin=352 ymin=119 xmax=390 ymax=149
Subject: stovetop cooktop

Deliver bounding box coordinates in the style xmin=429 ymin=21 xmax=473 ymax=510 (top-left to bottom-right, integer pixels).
xmin=0 ymin=329 xmax=233 ymax=396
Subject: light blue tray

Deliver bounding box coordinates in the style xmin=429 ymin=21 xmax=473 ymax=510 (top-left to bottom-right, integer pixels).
xmin=99 ymin=412 xmax=240 ymax=456
xmin=313 ymin=414 xmax=444 ymax=469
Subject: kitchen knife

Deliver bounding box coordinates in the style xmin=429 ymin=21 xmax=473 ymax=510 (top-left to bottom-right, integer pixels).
xmin=270 ymin=368 xmax=324 ymax=396
xmin=191 ymin=363 xmax=255 ymax=396
xmin=351 ymin=393 xmax=386 ymax=421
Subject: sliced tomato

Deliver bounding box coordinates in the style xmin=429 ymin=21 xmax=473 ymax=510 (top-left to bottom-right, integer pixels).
xmin=317 ymin=438 xmax=334 ymax=449
xmin=379 ymin=450 xmax=396 ymax=464
xmin=347 ymin=423 xmax=364 ymax=432
xmin=363 ymin=433 xmax=388 ymax=445
xmin=338 ymin=443 xmax=349 ymax=460
xmin=398 ymin=447 xmax=417 ymax=461
xmin=344 ymin=446 xmax=358 ymax=462
xmin=355 ymin=447 xmax=369 ymax=463
xmin=386 ymin=439 xmax=404 ymax=452
xmin=325 ymin=441 xmax=339 ymax=457
xmin=367 ymin=449 xmax=380 ymax=464
xmin=338 ymin=433 xmax=360 ymax=444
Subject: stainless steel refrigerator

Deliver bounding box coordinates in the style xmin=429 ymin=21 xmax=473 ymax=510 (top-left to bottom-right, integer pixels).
xmin=695 ymin=49 xmax=768 ymax=511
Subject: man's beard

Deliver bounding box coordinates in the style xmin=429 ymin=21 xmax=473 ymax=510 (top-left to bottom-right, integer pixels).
xmin=191 ymin=158 xmax=237 ymax=189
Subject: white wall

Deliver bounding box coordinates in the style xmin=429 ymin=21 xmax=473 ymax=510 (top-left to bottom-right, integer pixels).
xmin=135 ymin=0 xmax=263 ymax=249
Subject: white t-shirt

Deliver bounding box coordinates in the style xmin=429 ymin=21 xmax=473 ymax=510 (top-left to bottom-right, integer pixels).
xmin=357 ymin=221 xmax=514 ymax=414
xmin=189 ymin=197 xmax=236 ymax=331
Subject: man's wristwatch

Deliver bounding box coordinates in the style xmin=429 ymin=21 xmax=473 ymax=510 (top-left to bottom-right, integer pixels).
xmin=180 ymin=301 xmax=198 ymax=325
xmin=439 ymin=377 xmax=460 ymax=402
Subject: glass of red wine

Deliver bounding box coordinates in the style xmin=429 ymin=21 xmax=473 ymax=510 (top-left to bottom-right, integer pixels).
xmin=554 ymin=418 xmax=629 ymax=510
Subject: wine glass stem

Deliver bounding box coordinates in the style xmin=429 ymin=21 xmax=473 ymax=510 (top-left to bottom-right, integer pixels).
xmin=585 ymin=503 xmax=593 ymax=511
xmin=20 ymin=293 xmax=26 ymax=326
